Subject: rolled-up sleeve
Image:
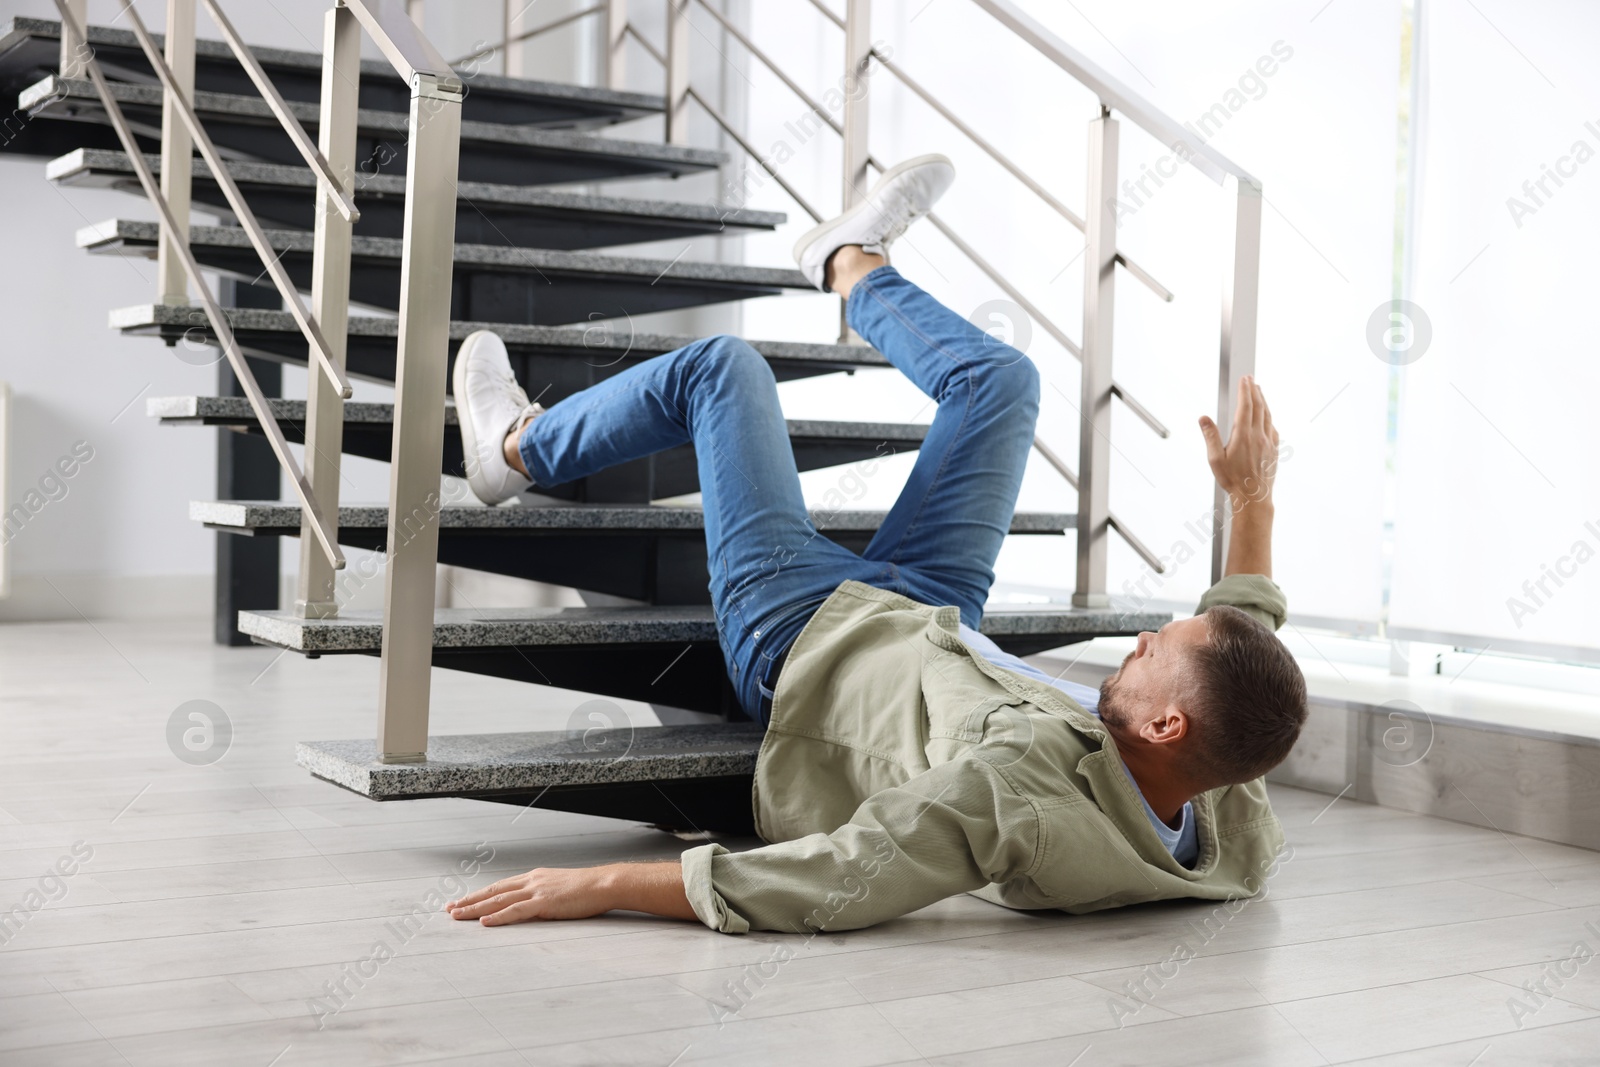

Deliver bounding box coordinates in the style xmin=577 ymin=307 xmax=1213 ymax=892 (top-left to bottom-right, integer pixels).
xmin=680 ymin=755 xmax=1039 ymax=934
xmin=1196 ymin=573 xmax=1288 ymax=632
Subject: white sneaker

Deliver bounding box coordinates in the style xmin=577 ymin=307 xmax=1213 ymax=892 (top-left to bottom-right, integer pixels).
xmin=453 ymin=330 xmax=543 ymax=505
xmin=792 ymin=153 xmax=956 ymax=292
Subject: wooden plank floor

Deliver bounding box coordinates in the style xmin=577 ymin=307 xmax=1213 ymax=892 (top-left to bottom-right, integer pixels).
xmin=2 ymin=618 xmax=1598 ymax=1065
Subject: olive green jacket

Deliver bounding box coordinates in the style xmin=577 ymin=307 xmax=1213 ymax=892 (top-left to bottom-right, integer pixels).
xmin=681 ymin=574 xmax=1291 ymax=934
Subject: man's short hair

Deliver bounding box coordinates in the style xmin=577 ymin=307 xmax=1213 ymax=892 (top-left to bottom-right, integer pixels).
xmin=1183 ymin=605 xmax=1308 ymax=786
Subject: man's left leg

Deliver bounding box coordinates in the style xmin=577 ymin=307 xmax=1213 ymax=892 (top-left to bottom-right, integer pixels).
xmin=789 ymin=154 xmax=1039 ymax=627
xmin=837 ymin=252 xmax=1041 ymax=627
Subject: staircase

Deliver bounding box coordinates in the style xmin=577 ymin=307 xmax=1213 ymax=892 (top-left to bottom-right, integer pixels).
xmin=5 ymin=2 xmax=1262 ymax=830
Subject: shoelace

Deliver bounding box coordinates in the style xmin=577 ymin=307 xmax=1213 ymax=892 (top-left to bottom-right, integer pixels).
xmin=863 ymin=200 xmax=926 ymax=257
xmin=500 ymin=367 xmax=532 ymax=409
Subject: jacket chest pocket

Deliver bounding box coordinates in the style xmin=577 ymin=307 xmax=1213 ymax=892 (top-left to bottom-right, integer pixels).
xmin=925 ymin=692 xmax=1028 ymax=764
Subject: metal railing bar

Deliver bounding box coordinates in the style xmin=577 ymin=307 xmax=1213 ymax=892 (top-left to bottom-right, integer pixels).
xmin=54 ymin=0 xmax=344 ymax=570
xmin=686 ymin=85 xmax=823 ymax=222
xmin=1031 ymin=434 xmax=1079 ymax=490
xmin=120 ymin=2 xmax=354 ymax=402
xmin=922 ymin=205 xmax=1078 ymax=355
xmin=624 ymin=22 xmax=666 ymax=68
xmin=799 ymin=0 xmax=846 ymax=30
xmin=871 ymin=48 xmax=1082 ymax=229
xmin=342 ymin=0 xmax=461 ymax=88
xmin=693 ymin=0 xmax=841 ymax=136
xmin=1108 ymin=513 xmax=1164 ymax=573
xmin=197 ymin=0 xmax=359 ymax=224
xmin=923 ymin=205 xmax=1168 ymax=438
xmin=869 ymin=47 xmax=1172 ymax=304
xmin=451 ymin=3 xmax=604 ymax=66
xmin=864 ymin=155 xmax=1166 ymax=439
xmin=1114 ymin=252 xmax=1172 ymax=302
xmin=965 ymin=0 xmax=1252 ymax=187
xmin=1109 ymin=383 xmax=1169 ymax=437
xmin=1030 ymin=436 xmax=1164 ymax=573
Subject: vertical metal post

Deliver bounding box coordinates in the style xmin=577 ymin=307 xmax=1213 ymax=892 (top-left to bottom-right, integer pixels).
xmin=1210 ymin=175 xmax=1263 ymax=582
xmin=503 ymin=0 xmax=524 ymax=77
xmin=1074 ymin=106 xmax=1117 ymax=609
xmin=840 ymin=0 xmax=872 ymax=210
xmin=58 ymin=0 xmax=88 ymax=78
xmin=156 ymin=0 xmax=196 ymax=306
xmin=665 ymin=0 xmax=690 ymax=143
xmin=376 ymin=73 xmax=463 ymax=763
xmin=604 ymin=0 xmax=628 ymax=89
xmin=296 ymin=3 xmax=361 ymax=620
xmin=838 ymin=0 xmax=871 ymax=341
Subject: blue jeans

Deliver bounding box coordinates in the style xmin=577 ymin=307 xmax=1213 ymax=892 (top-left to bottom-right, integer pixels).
xmin=518 ymin=266 xmax=1040 ymax=720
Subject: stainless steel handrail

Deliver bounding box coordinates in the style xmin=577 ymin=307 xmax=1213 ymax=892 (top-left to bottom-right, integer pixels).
xmin=635 ymin=5 xmax=1171 ymax=444
xmin=966 ymin=0 xmax=1255 ymax=187
xmin=869 ymin=46 xmax=1173 ymax=304
xmin=49 ymin=0 xmax=346 ymax=570
xmin=342 ymin=0 xmax=461 ymax=89
xmin=620 ymin=0 xmax=1240 ymax=603
xmin=78 ymin=0 xmax=463 ymax=759
xmin=117 ymin=2 xmax=355 ymax=405
xmin=912 ymin=196 xmax=1172 ymax=439
xmin=197 ymin=0 xmax=359 ymax=223
xmin=341 ymin=0 xmax=465 ymax=762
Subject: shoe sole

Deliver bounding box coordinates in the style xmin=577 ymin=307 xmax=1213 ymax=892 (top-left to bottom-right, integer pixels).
xmin=791 ymin=152 xmax=955 ymax=287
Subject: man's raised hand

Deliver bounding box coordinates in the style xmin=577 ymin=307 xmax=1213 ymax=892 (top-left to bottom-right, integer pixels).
xmin=1199 ymin=375 xmax=1279 ymax=510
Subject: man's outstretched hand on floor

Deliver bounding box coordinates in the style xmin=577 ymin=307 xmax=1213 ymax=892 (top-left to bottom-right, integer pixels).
xmin=446 ymin=862 xmax=696 ymax=926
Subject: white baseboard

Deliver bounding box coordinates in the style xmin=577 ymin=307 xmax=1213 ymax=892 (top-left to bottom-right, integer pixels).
xmin=0 ymin=572 xmax=211 ymax=621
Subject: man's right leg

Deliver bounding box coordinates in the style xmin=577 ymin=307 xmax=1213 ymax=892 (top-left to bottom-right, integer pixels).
xmin=511 ymin=335 xmax=880 ymax=717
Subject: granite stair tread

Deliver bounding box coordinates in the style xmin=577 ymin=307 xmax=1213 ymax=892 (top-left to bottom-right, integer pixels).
xmin=191 ymin=499 xmax=1077 ymax=535
xmin=110 ymin=304 xmax=889 ymax=387
xmin=148 ymin=394 xmax=929 ymax=446
xmin=196 ymin=500 xmax=1072 ymax=606
xmin=150 ymin=395 xmax=929 ymax=501
xmin=82 ymin=219 xmax=811 ymax=323
xmin=298 ymin=724 xmax=766 ymax=801
xmin=50 ymin=149 xmax=785 ymax=247
xmin=1 ymin=16 xmax=664 ymax=130
xmin=22 ymin=76 xmax=719 ymax=185
xmin=239 ymin=603 xmax=1170 ymax=654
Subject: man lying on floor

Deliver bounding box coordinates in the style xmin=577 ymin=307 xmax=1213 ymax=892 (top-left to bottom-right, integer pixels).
xmin=443 ymin=154 xmax=1307 ymax=934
